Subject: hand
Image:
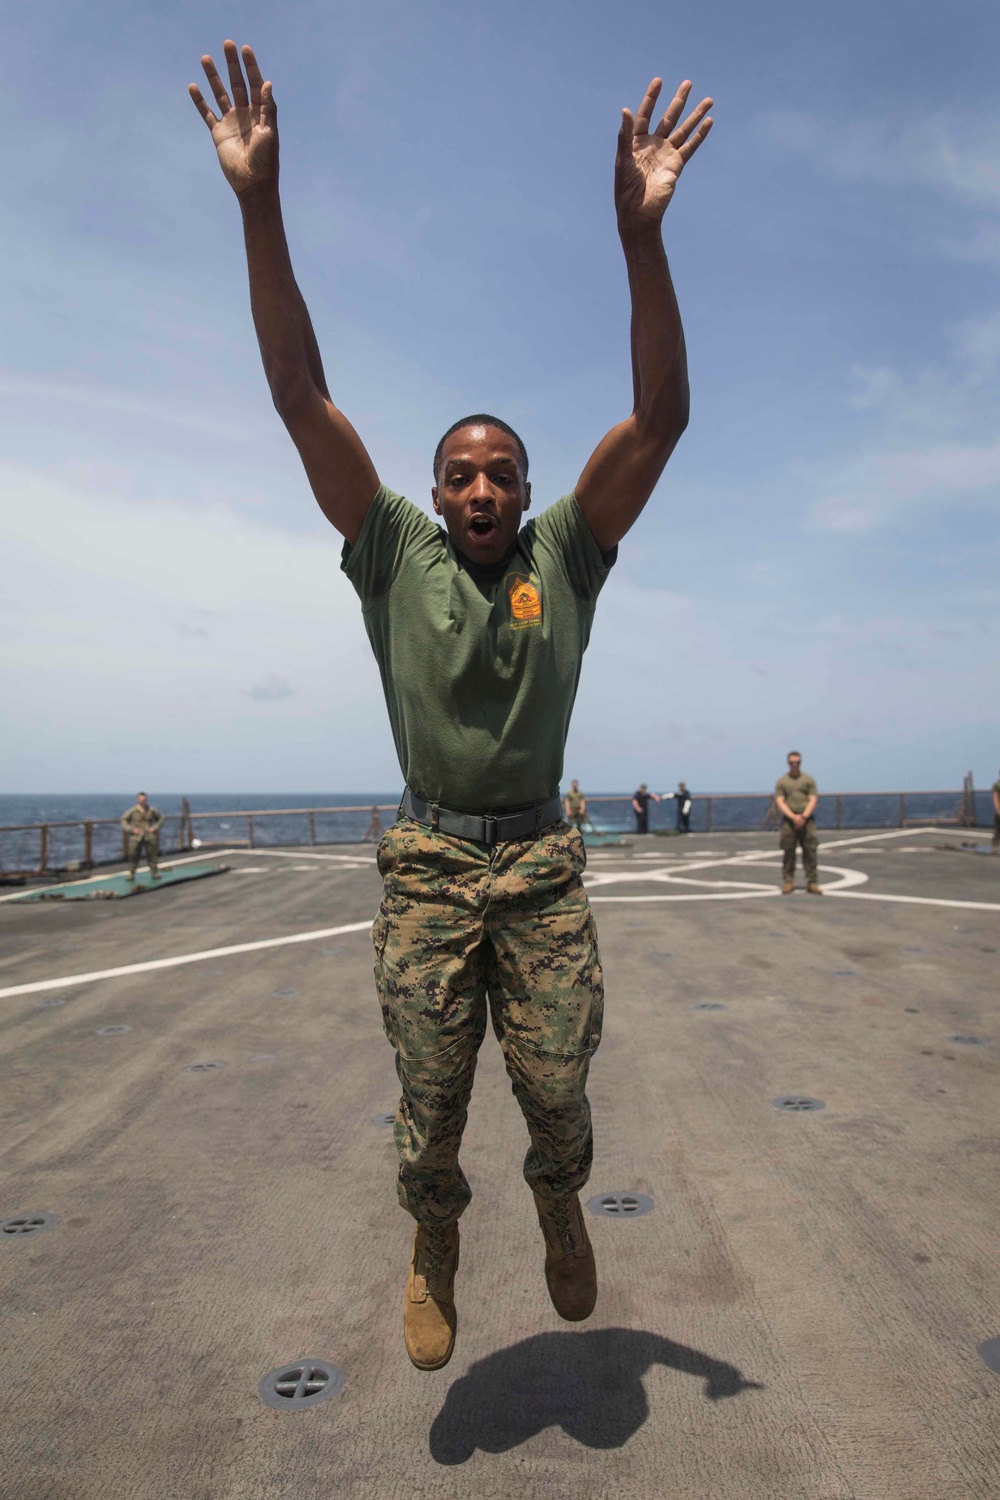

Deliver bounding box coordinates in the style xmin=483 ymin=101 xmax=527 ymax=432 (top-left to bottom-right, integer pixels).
xmin=615 ymin=78 xmax=713 ymax=227
xmin=189 ymin=41 xmax=278 ymax=197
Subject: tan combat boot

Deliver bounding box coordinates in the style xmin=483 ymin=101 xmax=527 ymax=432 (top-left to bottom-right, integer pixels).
xmin=781 ymin=881 xmax=794 ymax=895
xmin=404 ymin=1222 xmax=459 ymax=1371
xmin=807 ymin=883 xmax=824 ymax=895
xmin=533 ymin=1191 xmax=597 ymax=1322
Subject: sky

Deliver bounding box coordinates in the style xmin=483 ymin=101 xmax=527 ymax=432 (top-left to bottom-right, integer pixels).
xmin=2 ymin=0 xmax=998 ymax=795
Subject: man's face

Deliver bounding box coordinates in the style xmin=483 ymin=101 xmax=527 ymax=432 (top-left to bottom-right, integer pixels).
xmin=787 ymin=756 xmax=802 ymax=777
xmin=137 ymin=793 xmax=148 ymax=809
xmin=571 ymin=781 xmax=579 ymax=791
xmin=432 ymin=425 xmax=530 ymax=566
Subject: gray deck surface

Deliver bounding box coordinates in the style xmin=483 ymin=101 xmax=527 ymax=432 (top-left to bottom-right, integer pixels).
xmin=1 ymin=828 xmax=998 ymax=1499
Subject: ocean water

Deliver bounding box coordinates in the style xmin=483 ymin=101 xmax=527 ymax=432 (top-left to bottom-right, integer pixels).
xmin=0 ymin=788 xmax=985 ymax=874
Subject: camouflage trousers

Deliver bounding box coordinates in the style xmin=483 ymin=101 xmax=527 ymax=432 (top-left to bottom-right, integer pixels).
xmin=779 ymin=818 xmax=818 ymax=884
xmin=127 ymin=834 xmax=159 ymax=876
xmin=372 ymin=817 xmax=604 ymax=1226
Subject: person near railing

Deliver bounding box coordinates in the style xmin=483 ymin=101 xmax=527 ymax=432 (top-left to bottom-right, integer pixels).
xmin=673 ymin=781 xmax=692 ymax=833
xmin=120 ymin=793 xmax=164 ymax=882
xmin=774 ymin=752 xmax=821 ymax=895
xmin=563 ymin=780 xmax=587 ymax=832
xmin=189 ymin=43 xmax=712 ymax=1372
xmin=632 ymin=782 xmax=661 ymax=834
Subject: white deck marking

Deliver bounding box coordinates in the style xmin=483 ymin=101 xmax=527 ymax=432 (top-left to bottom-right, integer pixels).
xmin=220 ymin=858 xmax=377 ymax=870
xmin=826 ymin=892 xmax=1000 ymax=913
xmin=0 ymin=846 xmax=377 ymax=905
xmin=0 ymin=919 xmax=374 ymax=1000
xmin=589 ymin=862 xmax=868 ymax=902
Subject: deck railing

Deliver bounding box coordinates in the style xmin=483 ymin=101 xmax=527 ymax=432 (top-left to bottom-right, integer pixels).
xmin=0 ymin=789 xmax=981 ymax=877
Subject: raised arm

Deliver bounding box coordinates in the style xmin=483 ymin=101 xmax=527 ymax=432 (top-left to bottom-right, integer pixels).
xmin=189 ymin=43 xmax=379 ymax=543
xmin=575 ymin=78 xmax=713 ymax=553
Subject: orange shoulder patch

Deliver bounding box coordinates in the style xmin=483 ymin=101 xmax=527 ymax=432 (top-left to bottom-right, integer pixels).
xmin=506 ymin=573 xmax=542 ymax=629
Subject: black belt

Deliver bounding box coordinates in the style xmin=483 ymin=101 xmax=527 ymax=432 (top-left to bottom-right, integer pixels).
xmin=400 ymin=789 xmax=563 ymax=847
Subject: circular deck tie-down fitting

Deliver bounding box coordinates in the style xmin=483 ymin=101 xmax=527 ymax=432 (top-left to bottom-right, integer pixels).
xmin=693 ymin=1002 xmax=726 ymax=1011
xmin=773 ymin=1095 xmax=826 ymax=1112
xmin=978 ymin=1338 xmax=1000 ymax=1376
xmin=947 ymin=1035 xmax=988 ymax=1046
xmin=182 ymin=1061 xmax=225 ymax=1074
xmin=258 ymin=1359 xmax=345 ymax=1410
xmin=1 ymin=1212 xmax=58 ymax=1238
xmin=586 ymin=1192 xmax=654 ymax=1219
xmin=97 ymin=1024 xmax=132 ymax=1036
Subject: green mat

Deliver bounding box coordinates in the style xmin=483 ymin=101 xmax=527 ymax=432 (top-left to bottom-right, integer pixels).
xmin=12 ymin=863 xmax=229 ymax=901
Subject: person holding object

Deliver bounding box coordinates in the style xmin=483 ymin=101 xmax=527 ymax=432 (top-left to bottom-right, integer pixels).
xmin=120 ymin=792 xmax=164 ymax=881
xmin=674 ymin=780 xmax=692 ymax=833
xmin=774 ymin=751 xmax=821 ymax=894
xmin=189 ymin=43 xmax=713 ymax=1371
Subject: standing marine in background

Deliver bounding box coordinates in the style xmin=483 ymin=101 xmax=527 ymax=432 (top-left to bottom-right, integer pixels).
xmin=564 ymin=780 xmax=587 ymax=832
xmin=674 ymin=780 xmax=692 ymax=833
xmin=121 ymin=792 xmax=163 ymax=881
xmin=774 ymin=752 xmax=822 ymax=895
xmin=190 ymin=42 xmax=713 ymax=1372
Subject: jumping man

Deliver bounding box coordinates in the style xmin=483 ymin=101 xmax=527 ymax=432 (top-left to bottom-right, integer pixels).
xmin=190 ymin=43 xmax=713 ymax=1371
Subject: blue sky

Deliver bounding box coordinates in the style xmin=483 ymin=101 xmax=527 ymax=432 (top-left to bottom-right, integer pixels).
xmin=3 ymin=0 xmax=998 ymax=794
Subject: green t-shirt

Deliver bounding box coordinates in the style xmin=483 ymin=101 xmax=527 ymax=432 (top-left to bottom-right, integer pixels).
xmin=775 ymin=772 xmax=818 ymax=816
xmin=342 ymin=486 xmax=615 ymax=813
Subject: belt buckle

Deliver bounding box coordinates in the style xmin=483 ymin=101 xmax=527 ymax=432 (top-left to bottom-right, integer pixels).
xmin=482 ymin=816 xmax=499 ymax=846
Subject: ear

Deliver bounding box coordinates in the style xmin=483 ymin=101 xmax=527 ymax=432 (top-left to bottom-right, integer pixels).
xmin=431 ymin=485 xmax=442 ymax=515
xmin=523 ymin=482 xmax=531 ymax=513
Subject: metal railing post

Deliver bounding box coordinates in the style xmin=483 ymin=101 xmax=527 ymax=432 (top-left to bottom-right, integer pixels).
xmin=39 ymin=824 xmax=48 ymax=873
xmin=247 ymin=815 xmax=255 ymax=849
xmin=84 ymin=822 xmax=93 ymax=866
xmin=835 ymin=795 xmax=843 ymax=830
xmin=309 ymin=812 xmax=316 ymax=846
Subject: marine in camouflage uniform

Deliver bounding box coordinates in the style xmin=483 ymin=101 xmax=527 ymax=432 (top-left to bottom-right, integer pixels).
xmin=194 ymin=40 xmax=712 ymax=1370
xmin=373 ymin=817 xmax=602 ymax=1225
xmin=563 ymin=780 xmax=587 ymax=832
xmin=121 ymin=793 xmax=164 ymax=879
xmin=774 ymin=754 xmax=821 ymax=894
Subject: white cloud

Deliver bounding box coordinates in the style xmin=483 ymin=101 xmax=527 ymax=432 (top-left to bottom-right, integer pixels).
xmin=809 ymin=439 xmax=1000 ymax=534
xmin=0 ymin=463 xmax=395 ymax=789
xmin=248 ymin=674 xmax=294 ymax=702
xmin=765 ymin=109 xmax=1000 ymax=211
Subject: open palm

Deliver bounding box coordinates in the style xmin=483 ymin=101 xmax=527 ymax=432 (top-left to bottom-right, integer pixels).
xmin=189 ymin=41 xmax=278 ymax=197
xmin=616 ymin=79 xmax=713 ymax=224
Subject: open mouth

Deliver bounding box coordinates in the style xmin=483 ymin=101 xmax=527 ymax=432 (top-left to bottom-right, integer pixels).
xmin=468 ymin=514 xmax=499 ymax=540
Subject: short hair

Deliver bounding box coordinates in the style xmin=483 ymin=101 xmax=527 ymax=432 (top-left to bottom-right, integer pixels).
xmin=138 ymin=790 xmax=147 ymax=796
xmin=433 ymin=414 xmax=529 ymax=482
xmin=787 ymin=751 xmax=801 ymax=760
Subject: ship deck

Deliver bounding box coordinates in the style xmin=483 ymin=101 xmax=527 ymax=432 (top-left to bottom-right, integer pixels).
xmin=1 ymin=827 xmax=998 ymax=1499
